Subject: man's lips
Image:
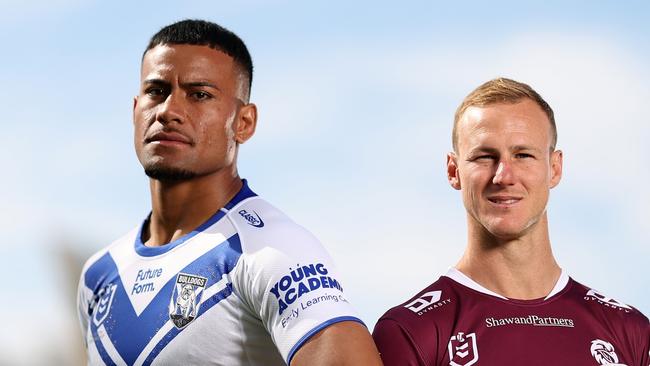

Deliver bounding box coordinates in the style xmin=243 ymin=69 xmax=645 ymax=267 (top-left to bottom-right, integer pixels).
xmin=487 ymin=195 xmax=522 ymax=205
xmin=145 ymin=131 xmax=193 ymax=145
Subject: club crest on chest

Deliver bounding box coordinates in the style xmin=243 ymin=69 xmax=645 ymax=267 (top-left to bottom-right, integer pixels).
xmin=169 ymin=273 xmax=208 ymax=329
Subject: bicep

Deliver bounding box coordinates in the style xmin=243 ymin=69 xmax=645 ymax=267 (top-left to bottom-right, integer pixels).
xmin=291 ymin=321 xmax=382 ymax=366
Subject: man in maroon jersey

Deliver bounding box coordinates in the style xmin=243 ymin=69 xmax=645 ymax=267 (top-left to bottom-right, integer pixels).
xmin=373 ymin=78 xmax=649 ymax=365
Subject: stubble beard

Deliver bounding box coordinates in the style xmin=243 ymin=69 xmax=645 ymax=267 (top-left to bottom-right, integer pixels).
xmin=144 ymin=165 xmax=199 ymax=182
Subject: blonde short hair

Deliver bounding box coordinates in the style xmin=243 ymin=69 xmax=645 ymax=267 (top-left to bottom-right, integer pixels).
xmin=453 ymin=77 xmax=557 ymax=152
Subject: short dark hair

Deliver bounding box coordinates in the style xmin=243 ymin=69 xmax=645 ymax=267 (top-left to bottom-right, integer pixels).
xmin=453 ymin=77 xmax=557 ymax=152
xmin=144 ymin=19 xmax=253 ymax=99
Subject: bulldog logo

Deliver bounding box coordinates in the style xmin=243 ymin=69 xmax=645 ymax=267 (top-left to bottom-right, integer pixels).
xmin=169 ymin=273 xmax=208 ymax=329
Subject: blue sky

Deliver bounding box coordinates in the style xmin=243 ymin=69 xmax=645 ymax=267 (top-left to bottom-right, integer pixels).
xmin=1 ymin=1 xmax=649 ymax=364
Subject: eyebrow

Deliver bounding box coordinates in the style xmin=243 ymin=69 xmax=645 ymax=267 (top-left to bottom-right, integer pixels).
xmin=467 ymin=145 xmax=542 ymax=156
xmin=510 ymin=145 xmax=542 ymax=153
xmin=142 ymin=79 xmax=222 ymax=91
xmin=467 ymin=147 xmax=499 ymax=156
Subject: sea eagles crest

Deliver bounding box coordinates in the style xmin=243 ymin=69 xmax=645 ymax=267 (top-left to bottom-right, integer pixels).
xmin=448 ymin=332 xmax=479 ymax=366
xmin=169 ymin=273 xmax=208 ymax=329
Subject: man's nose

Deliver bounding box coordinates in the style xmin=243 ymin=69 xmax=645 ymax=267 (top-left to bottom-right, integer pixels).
xmin=156 ymin=92 xmax=185 ymax=124
xmin=492 ymin=160 xmax=515 ymax=185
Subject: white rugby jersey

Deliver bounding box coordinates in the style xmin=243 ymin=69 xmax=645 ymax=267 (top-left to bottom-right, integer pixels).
xmin=77 ymin=180 xmax=362 ymax=366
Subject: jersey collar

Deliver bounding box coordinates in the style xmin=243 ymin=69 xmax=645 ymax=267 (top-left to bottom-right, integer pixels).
xmin=134 ymin=179 xmax=257 ymax=257
xmin=444 ymin=267 xmax=570 ymax=301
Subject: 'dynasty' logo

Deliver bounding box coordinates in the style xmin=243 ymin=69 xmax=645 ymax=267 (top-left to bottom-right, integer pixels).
xmin=270 ymin=263 xmax=342 ymax=315
xmin=238 ymin=209 xmax=264 ymax=228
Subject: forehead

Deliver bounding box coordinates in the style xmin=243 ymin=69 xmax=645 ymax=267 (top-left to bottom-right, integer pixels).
xmin=141 ymin=44 xmax=237 ymax=83
xmin=457 ymin=99 xmax=552 ymax=151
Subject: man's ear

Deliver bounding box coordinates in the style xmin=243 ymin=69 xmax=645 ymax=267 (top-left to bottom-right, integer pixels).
xmin=549 ymin=149 xmax=563 ymax=188
xmin=447 ymin=152 xmax=461 ymax=190
xmin=133 ymin=96 xmax=138 ymax=123
xmin=235 ymin=103 xmax=257 ymax=144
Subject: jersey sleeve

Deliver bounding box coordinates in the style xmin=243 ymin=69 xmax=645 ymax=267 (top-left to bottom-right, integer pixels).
xmin=373 ymin=318 xmax=426 ymax=366
xmin=77 ymin=252 xmax=103 ymax=348
xmin=76 ymin=247 xmax=110 ymax=352
xmin=228 ymin=201 xmax=364 ymax=364
xmin=77 ymin=271 xmax=91 ymax=344
xmin=633 ymin=311 xmax=650 ymax=366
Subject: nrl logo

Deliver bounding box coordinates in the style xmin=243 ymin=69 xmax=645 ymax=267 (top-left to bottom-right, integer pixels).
xmin=169 ymin=273 xmax=208 ymax=329
xmin=92 ymin=283 xmax=117 ymax=327
xmin=448 ymin=332 xmax=479 ymax=366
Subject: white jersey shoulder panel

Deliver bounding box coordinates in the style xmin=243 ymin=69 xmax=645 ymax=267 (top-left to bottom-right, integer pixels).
xmin=226 ymin=197 xmax=361 ymax=363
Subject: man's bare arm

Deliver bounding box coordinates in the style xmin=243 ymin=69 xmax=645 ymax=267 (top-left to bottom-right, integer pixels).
xmin=291 ymin=321 xmax=383 ymax=365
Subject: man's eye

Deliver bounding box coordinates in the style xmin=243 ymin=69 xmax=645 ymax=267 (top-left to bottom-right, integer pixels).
xmin=516 ymin=153 xmax=534 ymax=159
xmin=191 ymin=91 xmax=212 ymax=100
xmin=145 ymin=88 xmax=166 ymax=97
xmin=475 ymin=155 xmax=495 ymax=160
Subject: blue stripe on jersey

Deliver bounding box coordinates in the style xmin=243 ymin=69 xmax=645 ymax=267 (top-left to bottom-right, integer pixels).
xmin=134 ymin=179 xmax=256 ymax=257
xmin=90 ymin=325 xmax=118 ymax=366
xmin=286 ymin=316 xmax=366 ymax=364
xmin=142 ymin=283 xmax=234 ymax=366
xmin=84 ymin=251 xmax=118 ymax=295
xmin=86 ymin=234 xmax=243 ymax=365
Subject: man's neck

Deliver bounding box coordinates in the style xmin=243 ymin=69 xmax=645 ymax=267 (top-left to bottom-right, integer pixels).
xmin=456 ymin=214 xmax=561 ymax=300
xmin=144 ymin=171 xmax=242 ymax=247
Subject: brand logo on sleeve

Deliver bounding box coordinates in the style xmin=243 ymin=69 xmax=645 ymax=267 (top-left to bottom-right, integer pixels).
xmin=238 ymin=209 xmax=264 ymax=228
xmin=448 ymin=332 xmax=479 ymax=366
xmin=92 ymin=283 xmax=117 ymax=327
xmin=269 ymin=263 xmax=343 ymax=316
xmin=585 ymin=289 xmax=631 ymax=312
xmin=404 ymin=290 xmax=451 ymax=315
xmin=590 ymin=339 xmax=626 ymax=365
xmin=169 ymin=273 xmax=207 ymax=329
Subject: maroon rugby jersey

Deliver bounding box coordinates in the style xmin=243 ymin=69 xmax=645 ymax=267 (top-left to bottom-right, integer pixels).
xmin=373 ymin=268 xmax=649 ymax=366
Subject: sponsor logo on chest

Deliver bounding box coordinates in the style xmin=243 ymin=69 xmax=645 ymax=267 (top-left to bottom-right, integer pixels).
xmin=131 ymin=267 xmax=163 ymax=295
xmin=485 ymin=314 xmax=574 ymax=328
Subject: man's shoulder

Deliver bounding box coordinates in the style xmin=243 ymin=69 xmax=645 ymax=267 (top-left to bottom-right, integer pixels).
xmin=373 ymin=275 xmax=463 ymax=364
xmin=80 ymin=226 xmax=139 ymax=284
xmin=226 ymin=196 xmax=326 ymax=254
xmin=376 ymin=276 xmax=460 ymax=332
xmin=570 ymin=278 xmax=649 ymax=327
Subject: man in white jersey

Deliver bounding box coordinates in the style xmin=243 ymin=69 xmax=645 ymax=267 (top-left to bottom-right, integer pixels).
xmin=77 ymin=19 xmax=382 ymax=366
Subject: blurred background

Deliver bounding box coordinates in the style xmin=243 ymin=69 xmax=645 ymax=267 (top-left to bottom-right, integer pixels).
xmin=1 ymin=1 xmax=648 ymax=364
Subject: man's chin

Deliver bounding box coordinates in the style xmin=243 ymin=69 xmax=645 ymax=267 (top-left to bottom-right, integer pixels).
xmin=485 ymin=221 xmax=535 ymax=242
xmin=144 ymin=166 xmax=198 ymax=182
